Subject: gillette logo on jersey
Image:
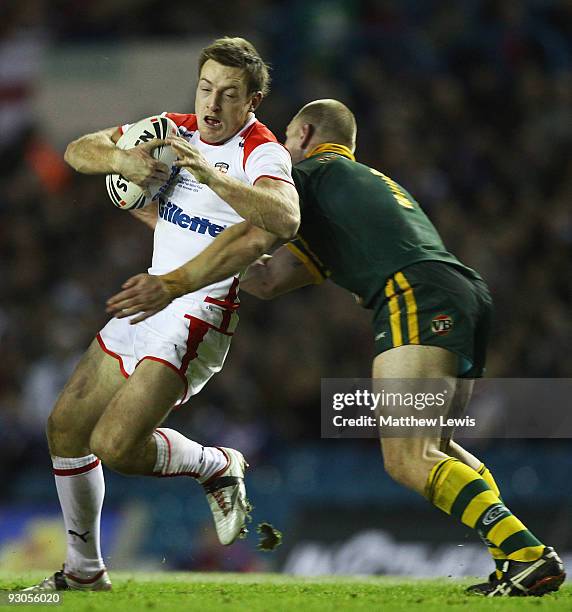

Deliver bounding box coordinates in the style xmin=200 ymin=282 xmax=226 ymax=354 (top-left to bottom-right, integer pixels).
xmin=157 ymin=197 xmax=226 ymax=237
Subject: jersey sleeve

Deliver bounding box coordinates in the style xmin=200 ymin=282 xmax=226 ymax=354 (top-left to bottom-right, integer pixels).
xmin=291 ymin=166 xmax=311 ymax=211
xmin=287 ymin=164 xmax=329 ymax=283
xmin=244 ymin=142 xmax=294 ymax=186
xmin=286 ymin=235 xmax=329 ymax=284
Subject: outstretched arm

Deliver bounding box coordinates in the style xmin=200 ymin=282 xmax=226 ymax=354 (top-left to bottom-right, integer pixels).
xmin=106 ymin=222 xmax=278 ymax=323
xmin=240 ymin=245 xmax=319 ymax=299
xmin=159 ymin=222 xmax=278 ymax=298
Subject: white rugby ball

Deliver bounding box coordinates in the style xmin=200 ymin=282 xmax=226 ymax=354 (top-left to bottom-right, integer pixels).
xmin=106 ymin=115 xmax=179 ymax=210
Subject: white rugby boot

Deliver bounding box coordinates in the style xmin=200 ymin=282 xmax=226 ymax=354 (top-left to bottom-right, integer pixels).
xmin=201 ymin=447 xmax=252 ymax=545
xmin=22 ymin=566 xmax=112 ymax=592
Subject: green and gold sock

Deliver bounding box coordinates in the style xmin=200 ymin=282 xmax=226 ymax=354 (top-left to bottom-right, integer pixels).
xmin=477 ymin=463 xmax=506 ymax=577
xmin=426 ymin=458 xmax=544 ymax=563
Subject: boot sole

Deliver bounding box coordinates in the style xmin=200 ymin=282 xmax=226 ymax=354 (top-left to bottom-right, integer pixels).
xmin=527 ymin=572 xmax=566 ymax=596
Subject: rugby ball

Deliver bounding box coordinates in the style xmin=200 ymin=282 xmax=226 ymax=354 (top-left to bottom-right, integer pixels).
xmin=106 ymin=115 xmax=179 ymax=210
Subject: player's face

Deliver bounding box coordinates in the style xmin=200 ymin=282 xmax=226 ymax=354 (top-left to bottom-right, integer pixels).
xmin=196 ymin=59 xmax=259 ymax=144
xmin=284 ymin=118 xmax=306 ymax=164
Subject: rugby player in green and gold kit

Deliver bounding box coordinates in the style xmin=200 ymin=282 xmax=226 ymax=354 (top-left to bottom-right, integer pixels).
xmin=112 ymin=99 xmax=565 ymax=597
xmin=285 ymin=142 xmax=491 ymax=378
xmin=245 ymin=100 xmax=564 ymax=597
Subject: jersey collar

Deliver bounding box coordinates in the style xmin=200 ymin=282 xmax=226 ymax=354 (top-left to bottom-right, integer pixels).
xmin=305 ymin=143 xmax=355 ymax=161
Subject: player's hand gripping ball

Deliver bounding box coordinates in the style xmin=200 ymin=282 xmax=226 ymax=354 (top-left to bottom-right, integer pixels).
xmin=106 ymin=115 xmax=179 ymax=210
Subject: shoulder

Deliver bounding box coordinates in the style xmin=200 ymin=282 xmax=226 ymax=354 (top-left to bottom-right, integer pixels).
xmin=296 ymin=154 xmax=358 ymax=180
xmin=293 ymin=155 xmax=355 ymax=204
xmin=240 ymin=120 xmax=287 ymax=168
xmin=293 ymin=155 xmax=334 ymax=181
xmin=241 ymin=120 xmax=278 ymax=148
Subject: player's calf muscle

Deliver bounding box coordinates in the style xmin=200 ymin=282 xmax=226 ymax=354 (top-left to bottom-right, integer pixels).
xmin=89 ymin=432 xmax=156 ymax=475
xmin=89 ymin=429 xmax=143 ymax=474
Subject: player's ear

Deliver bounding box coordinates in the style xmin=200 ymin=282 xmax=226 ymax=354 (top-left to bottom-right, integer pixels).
xmin=301 ymin=123 xmax=315 ymax=150
xmin=249 ymin=91 xmax=263 ymax=112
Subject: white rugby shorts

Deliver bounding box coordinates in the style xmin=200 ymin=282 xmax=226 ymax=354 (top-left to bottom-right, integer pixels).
xmin=97 ymin=298 xmax=237 ymax=405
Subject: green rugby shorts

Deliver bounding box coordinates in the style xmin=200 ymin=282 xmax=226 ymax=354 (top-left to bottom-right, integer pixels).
xmin=372 ymin=261 xmax=493 ymax=378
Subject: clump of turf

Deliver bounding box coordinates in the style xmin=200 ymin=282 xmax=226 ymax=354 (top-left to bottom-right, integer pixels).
xmin=256 ymin=522 xmax=282 ymax=551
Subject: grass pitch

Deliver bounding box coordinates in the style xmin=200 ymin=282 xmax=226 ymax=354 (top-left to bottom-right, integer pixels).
xmin=0 ymin=571 xmax=570 ymax=611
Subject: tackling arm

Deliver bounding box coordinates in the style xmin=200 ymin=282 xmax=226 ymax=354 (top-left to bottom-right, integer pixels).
xmin=106 ymin=221 xmax=280 ymax=323
xmin=240 ymin=245 xmax=318 ymax=300
xmin=159 ymin=221 xmax=278 ymax=298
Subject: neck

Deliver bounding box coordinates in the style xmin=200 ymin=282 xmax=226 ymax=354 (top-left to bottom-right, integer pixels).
xmin=305 ymin=142 xmax=355 ymax=161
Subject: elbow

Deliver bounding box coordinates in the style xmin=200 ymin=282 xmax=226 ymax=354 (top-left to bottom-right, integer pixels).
xmin=272 ymin=191 xmax=300 ymax=240
xmin=253 ymin=272 xmax=283 ymax=300
xmin=246 ymin=283 xmax=278 ymax=300
xmin=251 ymin=289 xmax=272 ymax=300
xmin=64 ymin=140 xmax=80 ymax=171
xmin=258 ymin=290 xmax=276 ymax=301
xmin=275 ymin=210 xmax=300 ymax=241
xmin=286 ymin=212 xmax=301 ymax=240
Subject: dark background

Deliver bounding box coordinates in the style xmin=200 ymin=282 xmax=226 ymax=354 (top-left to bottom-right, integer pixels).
xmin=0 ymin=0 xmax=571 ymax=575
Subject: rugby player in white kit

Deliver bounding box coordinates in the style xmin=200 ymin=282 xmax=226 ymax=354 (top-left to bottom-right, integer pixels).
xmin=26 ymin=37 xmax=299 ymax=592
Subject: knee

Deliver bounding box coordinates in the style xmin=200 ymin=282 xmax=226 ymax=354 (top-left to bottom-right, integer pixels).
xmin=382 ymin=449 xmax=415 ymax=488
xmin=382 ymin=442 xmax=432 ymax=493
xmin=46 ymin=411 xmax=60 ymax=443
xmin=89 ymin=428 xmax=134 ymax=474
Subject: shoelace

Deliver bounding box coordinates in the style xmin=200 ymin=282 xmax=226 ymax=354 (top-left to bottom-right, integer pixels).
xmin=212 ymin=490 xmax=230 ymax=516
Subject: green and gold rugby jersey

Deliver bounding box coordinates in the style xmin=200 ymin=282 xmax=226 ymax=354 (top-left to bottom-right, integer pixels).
xmin=288 ymin=144 xmax=478 ymax=308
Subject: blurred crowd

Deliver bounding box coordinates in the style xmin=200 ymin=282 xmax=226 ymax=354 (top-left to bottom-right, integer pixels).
xmin=1 ymin=0 xmax=571 ymax=487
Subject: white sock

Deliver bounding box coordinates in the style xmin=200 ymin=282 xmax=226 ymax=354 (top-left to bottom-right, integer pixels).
xmin=152 ymin=428 xmax=228 ymax=483
xmin=53 ymin=454 xmax=106 ymax=578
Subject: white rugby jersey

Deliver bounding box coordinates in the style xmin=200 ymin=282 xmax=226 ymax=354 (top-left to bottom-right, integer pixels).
xmin=120 ymin=113 xmax=293 ymax=313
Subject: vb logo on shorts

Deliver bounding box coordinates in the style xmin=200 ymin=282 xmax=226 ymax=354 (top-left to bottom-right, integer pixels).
xmin=431 ymin=314 xmax=453 ymax=335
